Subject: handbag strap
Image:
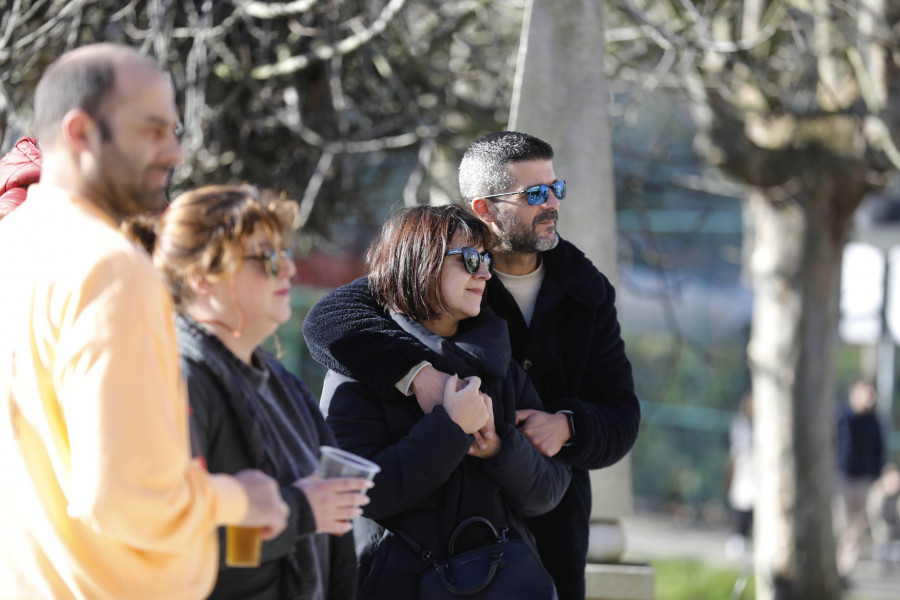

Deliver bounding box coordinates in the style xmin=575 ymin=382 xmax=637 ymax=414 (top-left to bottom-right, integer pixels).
xmin=393 ymin=515 xmax=508 ymax=564
xmin=392 ymin=526 xmax=436 ymax=563
xmin=395 ymin=517 xmax=510 ymax=597
xmin=447 ymin=516 xmax=505 ymax=555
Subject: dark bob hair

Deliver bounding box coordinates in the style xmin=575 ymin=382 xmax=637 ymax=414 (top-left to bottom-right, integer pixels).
xmin=367 ymin=204 xmax=494 ymax=322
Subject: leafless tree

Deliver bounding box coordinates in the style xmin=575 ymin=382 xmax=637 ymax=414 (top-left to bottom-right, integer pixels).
xmin=0 ymin=0 xmax=524 ymax=250
xmin=604 ymin=1 xmax=900 ymax=598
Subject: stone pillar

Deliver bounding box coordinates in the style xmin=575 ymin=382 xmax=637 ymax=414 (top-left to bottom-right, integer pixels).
xmin=509 ymin=1 xmax=653 ymax=598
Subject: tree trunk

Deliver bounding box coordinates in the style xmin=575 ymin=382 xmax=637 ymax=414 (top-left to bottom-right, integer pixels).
xmin=747 ymin=179 xmax=850 ymax=600
xmin=509 ymin=0 xmax=636 ymax=559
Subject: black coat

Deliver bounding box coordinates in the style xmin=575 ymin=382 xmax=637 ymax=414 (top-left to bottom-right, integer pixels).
xmin=319 ymin=309 xmax=571 ymax=600
xmin=836 ymin=404 xmax=884 ymax=479
xmin=303 ymin=238 xmax=640 ymax=600
xmin=178 ymin=317 xmax=356 ymax=600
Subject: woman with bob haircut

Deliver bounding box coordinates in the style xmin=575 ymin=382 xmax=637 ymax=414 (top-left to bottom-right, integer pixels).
xmin=124 ymin=184 xmax=368 ymax=600
xmin=316 ymin=203 xmax=571 ymax=599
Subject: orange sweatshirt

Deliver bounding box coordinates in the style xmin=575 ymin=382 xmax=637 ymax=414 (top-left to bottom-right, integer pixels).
xmin=0 ymin=185 xmax=248 ymax=599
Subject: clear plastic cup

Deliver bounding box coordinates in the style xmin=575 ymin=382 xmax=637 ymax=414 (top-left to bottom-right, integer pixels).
xmin=319 ymin=446 xmax=381 ymax=481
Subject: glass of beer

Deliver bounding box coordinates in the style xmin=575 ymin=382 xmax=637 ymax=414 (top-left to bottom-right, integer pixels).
xmin=225 ymin=525 xmax=263 ymax=568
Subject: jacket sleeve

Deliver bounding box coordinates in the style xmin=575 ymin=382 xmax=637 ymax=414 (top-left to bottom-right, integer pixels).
xmin=323 ymin=375 xmax=473 ymax=521
xmin=553 ymin=277 xmax=641 ymax=470
xmin=328 ymin=526 xmax=358 ymax=600
xmin=0 ymin=137 xmax=40 ymax=218
xmin=302 ymin=277 xmax=441 ymax=396
xmin=475 ymin=367 xmax=571 ymax=517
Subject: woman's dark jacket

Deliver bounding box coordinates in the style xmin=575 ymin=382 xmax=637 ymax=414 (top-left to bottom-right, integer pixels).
xmin=303 ymin=238 xmax=640 ymax=600
xmin=319 ymin=308 xmax=571 ymax=600
xmin=178 ymin=316 xmax=356 ymax=600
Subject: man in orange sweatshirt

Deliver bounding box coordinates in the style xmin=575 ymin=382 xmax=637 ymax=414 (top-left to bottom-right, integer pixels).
xmin=0 ymin=43 xmax=290 ymax=600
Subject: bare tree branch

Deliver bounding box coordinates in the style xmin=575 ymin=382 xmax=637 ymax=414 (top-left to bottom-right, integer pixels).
xmin=250 ymin=0 xmax=408 ymax=79
xmin=239 ymin=0 xmax=320 ymax=20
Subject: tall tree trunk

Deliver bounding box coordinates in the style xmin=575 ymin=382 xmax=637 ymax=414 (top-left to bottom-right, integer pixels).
xmin=603 ymin=0 xmax=899 ymax=596
xmin=509 ymin=0 xmax=635 ymax=560
xmin=747 ymin=173 xmax=852 ymax=600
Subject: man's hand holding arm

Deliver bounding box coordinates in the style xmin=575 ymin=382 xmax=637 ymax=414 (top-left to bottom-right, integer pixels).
xmin=407 ymin=363 xmax=449 ymax=414
xmin=515 ymin=409 xmax=572 ymax=457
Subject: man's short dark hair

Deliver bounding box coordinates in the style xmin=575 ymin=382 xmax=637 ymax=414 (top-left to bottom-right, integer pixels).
xmin=367 ymin=203 xmax=494 ymax=323
xmin=458 ymin=131 xmax=555 ymax=202
xmin=33 ymin=44 xmax=157 ymax=145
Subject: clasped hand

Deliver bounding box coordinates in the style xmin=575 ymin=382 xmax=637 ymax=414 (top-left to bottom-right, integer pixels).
xmin=442 ymin=374 xmax=500 ymax=458
xmin=410 ymin=367 xmax=500 ymax=458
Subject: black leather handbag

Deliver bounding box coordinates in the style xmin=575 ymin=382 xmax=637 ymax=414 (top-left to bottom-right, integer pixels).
xmin=397 ymin=516 xmax=558 ymax=600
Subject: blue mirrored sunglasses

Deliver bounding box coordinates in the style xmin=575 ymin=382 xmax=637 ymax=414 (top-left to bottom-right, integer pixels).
xmin=480 ymin=179 xmax=566 ymax=206
xmin=446 ymin=247 xmax=493 ymax=274
xmin=244 ymin=248 xmax=294 ymax=277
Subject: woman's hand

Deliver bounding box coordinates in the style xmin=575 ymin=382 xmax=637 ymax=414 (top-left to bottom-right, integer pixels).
xmin=443 ymin=374 xmax=488 ymax=434
xmin=292 ymin=475 xmax=374 ymax=536
xmin=468 ymin=392 xmax=501 ymax=458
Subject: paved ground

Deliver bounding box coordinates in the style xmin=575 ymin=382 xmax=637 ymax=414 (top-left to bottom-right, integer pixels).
xmin=619 ymin=512 xmax=900 ymax=599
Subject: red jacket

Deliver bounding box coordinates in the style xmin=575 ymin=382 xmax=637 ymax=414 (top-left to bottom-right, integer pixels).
xmin=0 ymin=137 xmax=42 ymax=219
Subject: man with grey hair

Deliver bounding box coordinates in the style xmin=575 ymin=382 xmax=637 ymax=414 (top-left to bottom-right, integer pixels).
xmin=0 ymin=43 xmax=289 ymax=599
xmin=304 ymin=131 xmax=640 ymax=599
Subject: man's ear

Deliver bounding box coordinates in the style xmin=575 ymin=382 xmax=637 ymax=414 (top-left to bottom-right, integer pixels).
xmin=471 ymin=198 xmax=496 ymax=223
xmin=60 ymin=109 xmax=98 ymax=151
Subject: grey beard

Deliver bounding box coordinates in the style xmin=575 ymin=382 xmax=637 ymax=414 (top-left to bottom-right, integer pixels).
xmin=496 ymin=210 xmax=559 ymax=253
xmin=534 ymin=232 xmax=559 ymax=252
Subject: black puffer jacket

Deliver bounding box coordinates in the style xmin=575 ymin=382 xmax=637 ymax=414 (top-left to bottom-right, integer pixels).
xmin=319 ymin=308 xmax=571 ymax=600
xmin=178 ymin=316 xmax=356 ymax=600
xmin=303 ymin=238 xmax=640 ymax=600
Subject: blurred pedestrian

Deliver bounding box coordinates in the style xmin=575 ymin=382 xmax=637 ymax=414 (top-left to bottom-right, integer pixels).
xmin=866 ymin=462 xmax=900 ymax=569
xmin=725 ymin=391 xmax=755 ymax=559
xmin=0 ymin=43 xmax=288 ymax=599
xmin=124 ymin=185 xmax=366 ymax=599
xmin=835 ymin=379 xmax=885 ymax=579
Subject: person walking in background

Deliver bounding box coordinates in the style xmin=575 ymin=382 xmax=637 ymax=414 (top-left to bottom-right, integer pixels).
xmin=835 ymin=378 xmax=885 ymax=581
xmin=866 ymin=462 xmax=900 ymax=570
xmin=725 ymin=392 xmax=755 ymax=560
xmin=0 ymin=43 xmax=288 ymax=599
xmin=0 ymin=136 xmax=41 ymax=220
xmin=303 ymin=131 xmax=640 ymax=599
xmin=123 ymin=185 xmax=367 ymax=600
xmin=317 ymin=204 xmax=570 ymax=599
